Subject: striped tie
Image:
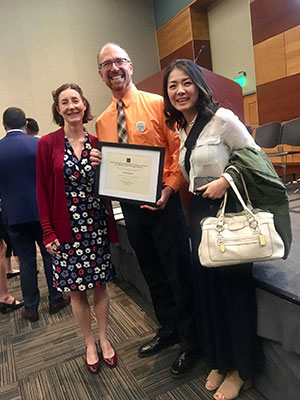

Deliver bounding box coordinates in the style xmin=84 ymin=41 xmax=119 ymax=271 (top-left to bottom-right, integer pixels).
xmin=116 ymin=100 xmax=128 ymax=144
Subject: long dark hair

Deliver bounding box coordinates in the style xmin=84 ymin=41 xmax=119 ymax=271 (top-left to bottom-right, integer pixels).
xmin=163 ymin=59 xmax=218 ymax=130
xmin=52 ymin=83 xmax=94 ymax=127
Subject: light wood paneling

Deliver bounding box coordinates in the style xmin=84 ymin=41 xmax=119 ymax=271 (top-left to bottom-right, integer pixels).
xmin=157 ymin=8 xmax=193 ymax=60
xmin=190 ymin=8 xmax=209 ymax=41
xmin=254 ymin=34 xmax=286 ymax=85
xmin=286 ymin=145 xmax=300 ymax=163
xmin=268 ymin=145 xmax=300 ymax=165
xmin=191 ymin=0 xmax=219 ymax=9
xmin=251 ymin=0 xmax=300 ymax=169
xmin=285 ymin=25 xmax=300 ymax=76
xmin=266 ymin=147 xmax=287 ymax=166
xmin=156 ymin=1 xmax=212 ymax=68
xmin=243 ymin=93 xmax=258 ymax=128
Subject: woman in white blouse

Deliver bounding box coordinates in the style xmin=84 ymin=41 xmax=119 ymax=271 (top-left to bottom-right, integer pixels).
xmin=163 ymin=59 xmax=260 ymax=400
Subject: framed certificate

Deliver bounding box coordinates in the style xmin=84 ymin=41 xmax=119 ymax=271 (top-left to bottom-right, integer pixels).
xmin=94 ymin=142 xmax=165 ymax=206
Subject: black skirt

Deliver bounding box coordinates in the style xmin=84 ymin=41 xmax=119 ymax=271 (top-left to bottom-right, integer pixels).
xmin=189 ymin=194 xmax=257 ymax=381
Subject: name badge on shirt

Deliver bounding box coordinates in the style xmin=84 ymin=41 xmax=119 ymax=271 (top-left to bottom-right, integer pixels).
xmin=136 ymin=121 xmax=146 ymax=132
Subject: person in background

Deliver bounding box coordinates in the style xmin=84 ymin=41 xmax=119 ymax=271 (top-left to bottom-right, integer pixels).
xmin=163 ymin=59 xmax=260 ymax=400
xmin=0 ymin=107 xmax=70 ymax=322
xmin=25 ymin=117 xmax=40 ymax=138
xmin=36 ymin=83 xmax=116 ymax=374
xmin=0 ymin=199 xmax=20 ymax=279
xmin=0 ymin=233 xmax=23 ymax=314
xmin=91 ymin=42 xmax=198 ymax=378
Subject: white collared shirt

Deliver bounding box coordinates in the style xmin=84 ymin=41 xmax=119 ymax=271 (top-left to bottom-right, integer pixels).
xmin=6 ymin=129 xmax=25 ymax=134
xmin=178 ymin=108 xmax=260 ymax=192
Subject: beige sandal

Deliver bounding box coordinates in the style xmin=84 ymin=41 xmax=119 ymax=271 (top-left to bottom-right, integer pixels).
xmin=205 ymin=369 xmax=225 ymax=391
xmin=213 ymin=370 xmax=251 ymax=400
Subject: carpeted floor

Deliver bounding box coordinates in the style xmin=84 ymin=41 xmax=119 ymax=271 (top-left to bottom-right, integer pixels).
xmin=0 ymin=255 xmax=267 ymax=400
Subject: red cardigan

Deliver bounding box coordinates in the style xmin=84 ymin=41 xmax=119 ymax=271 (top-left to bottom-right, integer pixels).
xmin=36 ymin=127 xmax=118 ymax=246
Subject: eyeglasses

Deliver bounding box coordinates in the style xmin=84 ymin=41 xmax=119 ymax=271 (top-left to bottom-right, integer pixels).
xmin=98 ymin=58 xmax=130 ymax=70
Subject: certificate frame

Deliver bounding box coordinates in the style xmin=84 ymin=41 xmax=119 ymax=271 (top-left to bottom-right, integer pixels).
xmin=94 ymin=142 xmax=165 ymax=206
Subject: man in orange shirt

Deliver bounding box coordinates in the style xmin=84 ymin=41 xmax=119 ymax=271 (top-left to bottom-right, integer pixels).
xmin=93 ymin=43 xmax=197 ymax=378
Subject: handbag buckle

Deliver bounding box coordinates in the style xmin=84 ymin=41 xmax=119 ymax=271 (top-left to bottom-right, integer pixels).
xmin=248 ymin=215 xmax=258 ymax=230
xmin=259 ymin=234 xmax=266 ymax=246
xmin=216 ymin=215 xmax=224 ymax=232
xmin=219 ymin=242 xmax=226 ymax=253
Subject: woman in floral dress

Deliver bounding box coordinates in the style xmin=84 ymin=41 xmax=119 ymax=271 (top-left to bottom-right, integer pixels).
xmin=36 ymin=83 xmax=116 ymax=374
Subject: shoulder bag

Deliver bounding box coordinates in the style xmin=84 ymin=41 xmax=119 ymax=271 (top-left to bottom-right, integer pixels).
xmin=198 ymin=168 xmax=285 ymax=267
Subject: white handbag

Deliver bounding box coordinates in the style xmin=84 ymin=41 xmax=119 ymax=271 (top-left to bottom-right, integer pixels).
xmin=198 ymin=171 xmax=285 ymax=267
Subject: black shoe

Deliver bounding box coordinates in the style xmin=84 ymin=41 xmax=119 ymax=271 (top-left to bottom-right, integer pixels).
xmin=7 ymin=271 xmax=20 ymax=279
xmin=170 ymin=351 xmax=195 ymax=378
xmin=0 ymin=299 xmax=24 ymax=314
xmin=21 ymin=308 xmax=39 ymax=322
xmin=49 ymin=295 xmax=70 ymax=314
xmin=138 ymin=334 xmax=179 ymax=358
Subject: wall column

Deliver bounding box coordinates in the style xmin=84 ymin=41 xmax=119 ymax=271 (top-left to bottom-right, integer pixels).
xmin=156 ymin=0 xmax=217 ymax=70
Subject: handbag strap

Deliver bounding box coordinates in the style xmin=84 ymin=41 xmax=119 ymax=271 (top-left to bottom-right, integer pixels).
xmin=184 ymin=113 xmax=214 ymax=174
xmin=221 ymin=173 xmax=253 ymax=213
xmin=217 ymin=172 xmax=259 ymax=231
xmin=224 ymin=165 xmax=252 ymax=206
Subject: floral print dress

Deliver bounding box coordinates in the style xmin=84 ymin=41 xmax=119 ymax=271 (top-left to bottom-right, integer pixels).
xmin=53 ymin=135 xmax=113 ymax=292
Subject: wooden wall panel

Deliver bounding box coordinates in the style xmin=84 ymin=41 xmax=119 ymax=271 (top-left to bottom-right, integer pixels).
xmin=251 ymin=0 xmax=300 ymax=169
xmin=254 ymin=34 xmax=286 ymax=86
xmin=137 ymin=67 xmax=244 ymax=123
xmin=257 ymin=73 xmax=300 ymax=124
xmin=160 ymin=40 xmax=212 ymax=70
xmin=191 ymin=0 xmax=219 ymax=9
xmin=157 ymin=8 xmax=193 ymax=60
xmin=285 ymin=25 xmax=300 ymax=77
xmin=243 ymin=93 xmax=258 ymax=128
xmin=285 ymin=145 xmax=300 ymax=164
xmin=194 ymin=40 xmax=212 ymax=70
xmin=190 ymin=8 xmax=209 ymax=40
xmin=160 ymin=41 xmax=194 ymax=69
xmin=251 ymin=0 xmax=300 ymax=45
xmin=269 ymin=146 xmax=300 ymax=165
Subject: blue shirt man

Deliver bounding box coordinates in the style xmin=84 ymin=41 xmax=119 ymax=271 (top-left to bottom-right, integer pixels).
xmin=0 ymin=107 xmax=69 ymax=321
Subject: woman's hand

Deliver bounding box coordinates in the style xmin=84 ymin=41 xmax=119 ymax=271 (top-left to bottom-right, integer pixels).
xmin=197 ymin=176 xmax=230 ymax=199
xmin=90 ymin=148 xmax=102 ymax=167
xmin=46 ymin=238 xmax=61 ymax=255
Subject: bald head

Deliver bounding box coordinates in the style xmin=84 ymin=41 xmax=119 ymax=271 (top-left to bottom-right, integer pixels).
xmin=97 ymin=42 xmax=133 ymax=99
xmin=98 ymin=42 xmax=130 ymax=67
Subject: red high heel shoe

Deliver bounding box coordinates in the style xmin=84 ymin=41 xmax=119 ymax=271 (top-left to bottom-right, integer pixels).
xmin=102 ymin=348 xmax=117 ymax=368
xmin=86 ymin=358 xmax=100 ymax=374
xmin=86 ymin=345 xmax=100 ymax=374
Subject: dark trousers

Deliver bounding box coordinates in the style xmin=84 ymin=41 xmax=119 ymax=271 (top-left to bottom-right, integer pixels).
xmin=7 ymin=221 xmax=62 ymax=312
xmin=189 ymin=194 xmax=257 ymax=380
xmin=0 ymin=212 xmax=17 ymax=257
xmin=121 ymin=193 xmax=197 ymax=352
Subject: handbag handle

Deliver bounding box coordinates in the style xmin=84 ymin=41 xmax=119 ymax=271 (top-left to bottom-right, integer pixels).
xmin=224 ymin=165 xmax=252 ymax=206
xmin=217 ymin=172 xmax=260 ymax=232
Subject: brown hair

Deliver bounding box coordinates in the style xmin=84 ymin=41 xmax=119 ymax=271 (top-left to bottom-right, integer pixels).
xmin=52 ymin=83 xmax=94 ymax=126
